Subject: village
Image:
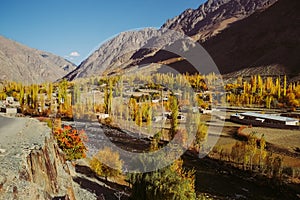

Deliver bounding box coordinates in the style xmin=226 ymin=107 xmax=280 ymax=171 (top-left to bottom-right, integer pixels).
xmin=1 ymin=73 xmax=300 ymax=200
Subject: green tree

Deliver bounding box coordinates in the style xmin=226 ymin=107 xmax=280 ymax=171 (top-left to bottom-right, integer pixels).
xmin=47 ymin=82 xmax=53 ymax=101
xmin=129 ymin=159 xmax=196 ymax=200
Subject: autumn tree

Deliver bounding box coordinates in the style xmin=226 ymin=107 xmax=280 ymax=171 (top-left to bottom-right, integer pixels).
xmin=259 ymin=134 xmax=267 ymax=171
xmin=104 ymin=78 xmax=113 ymax=114
xmin=195 ymin=121 xmax=208 ymax=153
xmin=90 ymin=147 xmax=123 ymax=181
xmin=169 ymin=95 xmax=179 ymax=139
xmin=53 ymin=125 xmax=87 ymax=160
xmin=245 ymin=132 xmax=257 ymax=170
xmin=283 ymin=75 xmax=287 ymax=97
xmin=128 ymin=97 xmax=138 ymax=121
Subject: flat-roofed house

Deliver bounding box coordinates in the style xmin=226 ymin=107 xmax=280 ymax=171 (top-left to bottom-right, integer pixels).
xmin=231 ymin=112 xmax=299 ymax=128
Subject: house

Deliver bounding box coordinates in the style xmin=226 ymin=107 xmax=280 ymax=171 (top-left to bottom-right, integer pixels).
xmin=5 ymin=108 xmax=17 ymax=115
xmin=96 ymin=113 xmax=110 ymax=119
xmin=231 ymin=112 xmax=299 ymax=127
xmin=152 ymin=99 xmax=160 ymax=103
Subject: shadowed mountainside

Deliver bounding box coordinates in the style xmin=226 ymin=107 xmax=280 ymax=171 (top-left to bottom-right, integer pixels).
xmin=202 ymin=0 xmax=300 ymax=76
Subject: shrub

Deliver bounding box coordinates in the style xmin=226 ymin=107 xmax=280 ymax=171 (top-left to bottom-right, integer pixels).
xmin=90 ymin=147 xmax=123 ymax=180
xmin=53 ymin=125 xmax=87 ymax=160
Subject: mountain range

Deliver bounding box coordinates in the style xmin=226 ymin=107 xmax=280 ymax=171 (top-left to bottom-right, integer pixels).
xmin=67 ymin=0 xmax=299 ymax=80
xmin=1 ymin=0 xmax=299 ymax=83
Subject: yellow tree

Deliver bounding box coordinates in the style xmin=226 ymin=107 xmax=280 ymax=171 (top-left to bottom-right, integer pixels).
xmin=276 ymin=77 xmax=281 ymax=99
xmin=169 ymin=95 xmax=179 ymax=139
xmin=246 ymin=132 xmax=257 ymax=170
xmin=90 ymin=147 xmax=123 ymax=181
xmin=283 ymin=75 xmax=287 ymax=97
xmin=259 ymin=134 xmax=267 ymax=171
xmin=195 ymin=121 xmax=208 ymax=153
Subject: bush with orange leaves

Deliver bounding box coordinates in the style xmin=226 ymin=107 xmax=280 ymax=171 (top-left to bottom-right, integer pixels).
xmin=53 ymin=125 xmax=88 ymax=160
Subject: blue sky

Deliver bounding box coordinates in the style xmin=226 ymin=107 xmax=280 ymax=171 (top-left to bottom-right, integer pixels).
xmin=0 ymin=0 xmax=205 ymax=65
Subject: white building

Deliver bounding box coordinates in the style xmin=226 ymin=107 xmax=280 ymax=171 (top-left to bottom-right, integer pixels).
xmin=231 ymin=112 xmax=299 ymax=126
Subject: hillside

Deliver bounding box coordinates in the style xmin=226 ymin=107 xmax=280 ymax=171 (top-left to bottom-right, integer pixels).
xmin=0 ymin=35 xmax=76 ymax=84
xmin=162 ymin=0 xmax=277 ymax=41
xmin=66 ymin=0 xmax=299 ymax=80
xmin=64 ymin=28 xmax=160 ymax=79
xmin=202 ymin=0 xmax=300 ymax=76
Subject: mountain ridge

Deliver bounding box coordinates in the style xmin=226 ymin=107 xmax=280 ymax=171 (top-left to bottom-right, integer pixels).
xmin=162 ymin=0 xmax=277 ymax=41
xmin=65 ymin=0 xmax=287 ymax=80
xmin=0 ymin=35 xmax=76 ymax=84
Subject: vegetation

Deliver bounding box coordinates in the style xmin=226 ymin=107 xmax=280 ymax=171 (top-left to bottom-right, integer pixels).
xmin=53 ymin=125 xmax=87 ymax=160
xmin=169 ymin=95 xmax=179 ymax=139
xmin=213 ymin=130 xmax=288 ymax=181
xmin=90 ymin=147 xmax=123 ymax=181
xmin=1 ymin=74 xmax=299 ymax=121
xmin=0 ymin=73 xmax=299 ymax=198
xmin=128 ymin=159 xmax=196 ymax=200
xmin=225 ymin=75 xmax=300 ymax=109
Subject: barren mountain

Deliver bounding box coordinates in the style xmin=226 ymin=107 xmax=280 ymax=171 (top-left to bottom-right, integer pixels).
xmin=67 ymin=0 xmax=278 ymax=80
xmin=66 ymin=0 xmax=299 ymax=80
xmin=0 ymin=35 xmax=76 ymax=84
xmin=64 ymin=28 xmax=161 ymax=80
xmin=141 ymin=0 xmax=299 ymax=77
xmin=162 ymin=0 xmax=277 ymax=41
xmin=202 ymin=0 xmax=300 ymax=76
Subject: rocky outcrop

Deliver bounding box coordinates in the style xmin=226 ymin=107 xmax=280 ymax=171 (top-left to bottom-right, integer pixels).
xmin=0 ymin=116 xmax=75 ymax=199
xmin=0 ymin=35 xmax=76 ymax=84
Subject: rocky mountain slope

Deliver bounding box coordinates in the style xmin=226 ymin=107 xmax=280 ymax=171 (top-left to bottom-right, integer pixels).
xmin=0 ymin=35 xmax=76 ymax=84
xmin=64 ymin=28 xmax=160 ymax=79
xmin=162 ymin=0 xmax=277 ymax=41
xmin=66 ymin=0 xmax=299 ymax=80
xmin=202 ymin=0 xmax=300 ymax=75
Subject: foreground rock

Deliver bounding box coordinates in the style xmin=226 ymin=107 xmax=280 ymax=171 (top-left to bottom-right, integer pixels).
xmin=0 ymin=115 xmax=76 ymax=199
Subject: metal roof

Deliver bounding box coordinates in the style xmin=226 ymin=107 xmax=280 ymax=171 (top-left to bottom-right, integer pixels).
xmin=240 ymin=112 xmax=299 ymax=122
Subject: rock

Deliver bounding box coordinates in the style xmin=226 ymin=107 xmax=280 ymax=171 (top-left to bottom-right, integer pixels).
xmin=0 ymin=116 xmax=76 ymax=199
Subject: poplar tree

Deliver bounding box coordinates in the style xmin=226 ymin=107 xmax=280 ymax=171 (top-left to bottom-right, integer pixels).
xmin=169 ymin=95 xmax=178 ymax=139
xmin=283 ymin=75 xmax=287 ymax=97
xmin=104 ymin=78 xmax=113 ymax=114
